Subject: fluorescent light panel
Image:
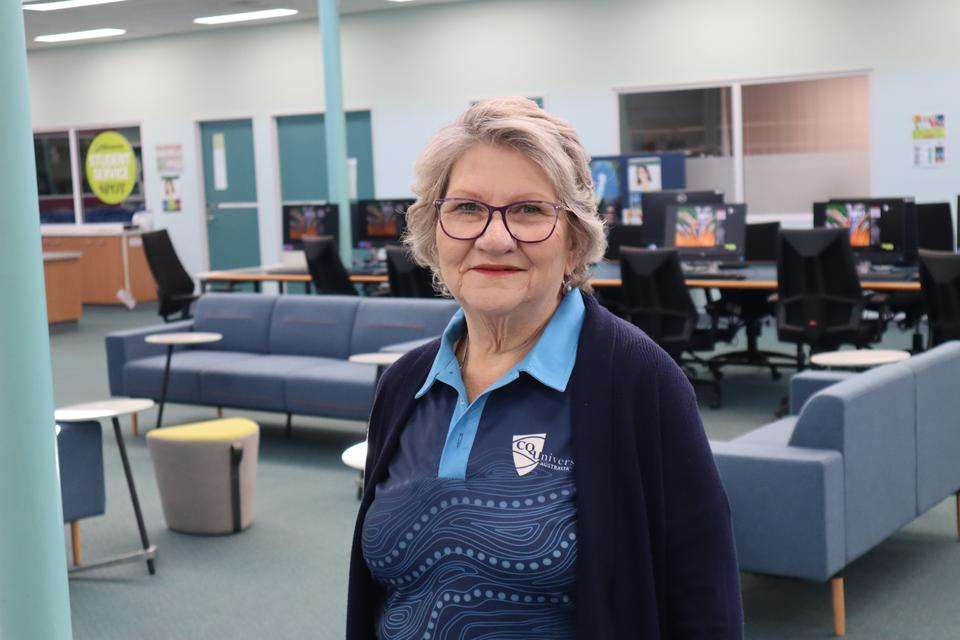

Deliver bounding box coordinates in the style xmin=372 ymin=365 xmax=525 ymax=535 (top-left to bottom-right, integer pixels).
xmin=194 ymin=8 xmax=298 ymax=25
xmin=35 ymin=27 xmax=125 ymax=42
xmin=23 ymin=0 xmax=126 ymax=11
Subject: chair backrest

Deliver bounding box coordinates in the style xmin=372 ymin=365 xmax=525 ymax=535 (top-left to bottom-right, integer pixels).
xmin=385 ymin=245 xmax=435 ymax=297
xmin=141 ymin=229 xmax=195 ymax=317
xmin=619 ymin=247 xmax=696 ymax=356
xmin=776 ymin=228 xmax=864 ymax=347
xmin=918 ymin=249 xmax=960 ymax=345
xmin=916 ymin=202 xmax=954 ymax=252
xmin=604 ymin=224 xmax=648 ymax=260
xmin=745 ymin=222 xmax=780 ymax=261
xmin=302 ymin=235 xmax=357 ymax=296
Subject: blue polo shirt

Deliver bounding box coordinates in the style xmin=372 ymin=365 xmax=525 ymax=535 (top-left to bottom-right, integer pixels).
xmin=362 ymin=289 xmax=585 ymax=640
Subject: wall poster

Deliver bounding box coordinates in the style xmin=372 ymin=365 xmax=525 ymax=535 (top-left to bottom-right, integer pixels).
xmin=913 ymin=113 xmax=946 ymax=167
xmin=156 ymin=143 xmax=183 ymax=212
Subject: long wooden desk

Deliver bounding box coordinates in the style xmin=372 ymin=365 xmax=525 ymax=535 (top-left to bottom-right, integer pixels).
xmin=198 ymin=261 xmax=922 ymax=294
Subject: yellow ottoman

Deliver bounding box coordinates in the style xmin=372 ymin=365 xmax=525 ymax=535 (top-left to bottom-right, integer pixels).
xmin=147 ymin=418 xmax=259 ymax=535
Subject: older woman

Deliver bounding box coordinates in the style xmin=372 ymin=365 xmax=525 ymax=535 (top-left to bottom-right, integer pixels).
xmin=347 ymin=98 xmax=742 ymax=639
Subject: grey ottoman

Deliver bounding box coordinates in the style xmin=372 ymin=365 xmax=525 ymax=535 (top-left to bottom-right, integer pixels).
xmin=147 ymin=418 xmax=259 ymax=535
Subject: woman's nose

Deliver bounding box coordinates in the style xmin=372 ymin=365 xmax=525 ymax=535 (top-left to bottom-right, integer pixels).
xmin=474 ymin=211 xmax=516 ymax=251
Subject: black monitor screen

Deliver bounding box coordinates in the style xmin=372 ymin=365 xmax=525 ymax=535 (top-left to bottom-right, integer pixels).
xmin=283 ymin=203 xmax=339 ymax=251
xmin=354 ymin=199 xmax=414 ymax=246
xmin=814 ymin=198 xmax=913 ymax=263
xmin=664 ymin=203 xmax=747 ymax=261
xmin=638 ymin=190 xmax=724 ymax=247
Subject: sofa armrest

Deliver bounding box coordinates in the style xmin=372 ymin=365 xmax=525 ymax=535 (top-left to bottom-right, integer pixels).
xmin=105 ymin=320 xmax=194 ymax=396
xmin=789 ymin=370 xmax=853 ymax=414
xmin=710 ymin=440 xmax=845 ymax=582
xmin=379 ymin=336 xmax=438 ymax=354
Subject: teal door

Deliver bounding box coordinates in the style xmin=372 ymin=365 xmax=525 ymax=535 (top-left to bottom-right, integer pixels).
xmin=200 ymin=119 xmax=261 ymax=270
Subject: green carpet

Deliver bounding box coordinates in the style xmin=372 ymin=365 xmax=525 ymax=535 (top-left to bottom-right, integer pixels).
xmin=51 ymin=304 xmax=959 ymax=639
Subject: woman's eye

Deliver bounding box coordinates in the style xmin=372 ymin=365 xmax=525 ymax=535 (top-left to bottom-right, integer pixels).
xmin=458 ymin=202 xmax=480 ymax=213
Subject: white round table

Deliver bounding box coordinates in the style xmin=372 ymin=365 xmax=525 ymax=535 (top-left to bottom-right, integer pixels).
xmin=810 ymin=349 xmax=910 ymax=369
xmin=55 ymin=398 xmax=158 ymax=575
xmin=145 ymin=332 xmax=222 ymax=428
xmin=341 ymin=441 xmax=368 ymax=499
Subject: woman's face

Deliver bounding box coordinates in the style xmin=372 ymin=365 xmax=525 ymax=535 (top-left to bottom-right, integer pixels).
xmin=436 ymin=143 xmax=574 ymax=320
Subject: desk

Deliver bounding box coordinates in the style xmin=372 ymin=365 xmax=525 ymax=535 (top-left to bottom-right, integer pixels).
xmin=197 ymin=263 xmax=387 ymax=293
xmin=43 ymin=251 xmax=83 ymax=323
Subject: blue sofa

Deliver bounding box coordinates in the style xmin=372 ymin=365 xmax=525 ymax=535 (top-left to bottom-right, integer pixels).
xmin=106 ymin=293 xmax=458 ymax=422
xmin=711 ymin=342 xmax=960 ymax=636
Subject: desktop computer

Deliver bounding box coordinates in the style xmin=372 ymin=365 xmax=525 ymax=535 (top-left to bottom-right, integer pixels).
xmin=282 ymin=202 xmax=339 ymax=251
xmin=814 ymin=197 xmax=917 ymax=266
xmin=352 ymin=199 xmax=413 ymax=247
xmin=663 ymin=203 xmax=747 ymax=270
xmin=635 ymin=190 xmax=725 ymax=248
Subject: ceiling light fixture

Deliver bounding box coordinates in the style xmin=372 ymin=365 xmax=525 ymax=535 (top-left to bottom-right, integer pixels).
xmin=23 ymin=0 xmax=126 ymax=11
xmin=194 ymin=8 xmax=298 ymax=25
xmin=34 ymin=27 xmax=126 ymax=42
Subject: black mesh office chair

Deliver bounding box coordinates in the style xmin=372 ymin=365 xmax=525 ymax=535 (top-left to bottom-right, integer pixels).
xmin=776 ymin=228 xmax=886 ymax=366
xmin=385 ymin=245 xmax=436 ymax=297
xmin=302 ymin=235 xmax=357 ymax=296
xmin=709 ymin=222 xmax=799 ymax=378
xmin=918 ymin=249 xmax=960 ymax=347
xmin=141 ymin=229 xmax=198 ymax=322
xmin=620 ymin=247 xmax=732 ymax=408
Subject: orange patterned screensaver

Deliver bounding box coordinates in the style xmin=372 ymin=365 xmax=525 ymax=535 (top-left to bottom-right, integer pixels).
xmin=675 ymin=205 xmax=719 ymax=248
xmin=825 ymin=203 xmax=874 ymax=247
xmin=363 ymin=202 xmax=401 ymax=238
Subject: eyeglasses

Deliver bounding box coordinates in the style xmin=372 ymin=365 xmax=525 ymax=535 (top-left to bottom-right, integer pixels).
xmin=435 ymin=198 xmax=563 ymax=243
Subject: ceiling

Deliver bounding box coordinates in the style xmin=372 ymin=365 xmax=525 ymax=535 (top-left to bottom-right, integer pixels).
xmin=23 ymin=0 xmax=474 ymax=50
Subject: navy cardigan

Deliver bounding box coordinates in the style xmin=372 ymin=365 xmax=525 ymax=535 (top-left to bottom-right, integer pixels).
xmin=347 ymin=293 xmax=743 ymax=639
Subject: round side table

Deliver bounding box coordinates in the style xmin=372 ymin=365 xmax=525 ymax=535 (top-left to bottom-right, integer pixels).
xmin=56 ymin=398 xmax=157 ymax=575
xmin=145 ymin=332 xmax=222 ymax=428
xmin=341 ymin=441 xmax=368 ymax=500
xmin=810 ymin=349 xmax=910 ymax=370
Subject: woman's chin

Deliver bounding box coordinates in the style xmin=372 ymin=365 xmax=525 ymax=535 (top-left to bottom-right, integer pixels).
xmin=457 ymin=288 xmax=528 ymax=317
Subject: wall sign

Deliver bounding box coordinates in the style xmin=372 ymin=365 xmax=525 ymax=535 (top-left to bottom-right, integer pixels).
xmin=913 ymin=113 xmax=946 ymax=167
xmin=85 ymin=130 xmax=137 ymax=205
xmin=156 ymin=144 xmax=184 ymax=212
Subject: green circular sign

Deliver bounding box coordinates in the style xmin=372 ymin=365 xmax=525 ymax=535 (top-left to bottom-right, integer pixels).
xmin=85 ymin=131 xmax=137 ymax=205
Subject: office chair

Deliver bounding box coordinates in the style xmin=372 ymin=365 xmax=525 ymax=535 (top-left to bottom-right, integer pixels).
xmin=709 ymin=222 xmax=800 ymax=379
xmin=776 ymin=228 xmax=887 ymax=367
xmin=918 ymin=249 xmax=960 ymax=347
xmin=620 ymin=247 xmax=734 ymax=408
xmin=302 ymin=235 xmax=358 ymax=295
xmin=141 ymin=229 xmax=199 ymax=322
xmin=385 ymin=245 xmax=436 ymax=297
xmin=604 ymin=224 xmax=648 ymax=261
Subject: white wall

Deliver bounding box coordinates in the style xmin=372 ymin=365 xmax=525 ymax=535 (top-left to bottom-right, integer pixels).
xmin=25 ymin=0 xmax=960 ymax=274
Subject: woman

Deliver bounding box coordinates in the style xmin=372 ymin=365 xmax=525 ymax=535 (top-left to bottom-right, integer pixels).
xmin=347 ymin=98 xmax=743 ymax=639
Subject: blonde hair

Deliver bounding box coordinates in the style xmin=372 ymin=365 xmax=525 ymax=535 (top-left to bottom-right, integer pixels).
xmin=403 ymin=97 xmax=606 ymax=294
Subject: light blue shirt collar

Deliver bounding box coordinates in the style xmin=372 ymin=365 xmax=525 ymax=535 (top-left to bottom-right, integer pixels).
xmin=416 ymin=288 xmax=586 ymax=399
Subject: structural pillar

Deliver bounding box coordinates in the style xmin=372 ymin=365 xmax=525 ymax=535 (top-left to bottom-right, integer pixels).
xmin=318 ymin=0 xmax=354 ymax=264
xmin=0 ymin=3 xmax=74 ymax=639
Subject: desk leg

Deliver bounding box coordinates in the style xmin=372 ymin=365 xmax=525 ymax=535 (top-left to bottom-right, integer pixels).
xmin=253 ymin=281 xmax=262 ymax=293
xmin=111 ymin=417 xmax=155 ymax=575
xmin=156 ymin=345 xmax=173 ymax=429
xmin=278 ymin=281 xmax=285 ymax=295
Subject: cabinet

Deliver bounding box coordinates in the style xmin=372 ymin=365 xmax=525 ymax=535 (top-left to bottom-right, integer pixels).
xmin=41 ymin=233 xmax=157 ymax=305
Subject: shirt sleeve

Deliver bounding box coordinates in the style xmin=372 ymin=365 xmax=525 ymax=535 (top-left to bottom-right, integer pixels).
xmin=655 ymin=356 xmax=744 ymax=639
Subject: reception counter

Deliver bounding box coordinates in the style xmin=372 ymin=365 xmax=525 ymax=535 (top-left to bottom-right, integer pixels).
xmin=41 ymin=224 xmax=156 ymax=305
xmin=44 ymin=251 xmax=83 ymax=323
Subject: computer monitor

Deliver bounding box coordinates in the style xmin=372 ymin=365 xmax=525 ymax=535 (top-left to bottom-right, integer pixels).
xmin=353 ymin=199 xmax=414 ymax=247
xmin=283 ymin=202 xmax=339 ymax=251
xmin=604 ymin=224 xmax=647 ymax=261
xmin=636 ymin=190 xmax=724 ymax=247
xmin=663 ymin=203 xmax=747 ymax=262
xmin=813 ymin=198 xmax=916 ymax=264
xmin=916 ymin=202 xmax=954 ymax=252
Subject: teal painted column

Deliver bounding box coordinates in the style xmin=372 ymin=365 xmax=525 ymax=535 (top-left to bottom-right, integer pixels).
xmin=0 ymin=3 xmax=74 ymax=639
xmin=318 ymin=0 xmax=354 ymax=264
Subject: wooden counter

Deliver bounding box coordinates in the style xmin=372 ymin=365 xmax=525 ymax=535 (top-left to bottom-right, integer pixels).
xmin=44 ymin=252 xmax=83 ymax=323
xmin=41 ymin=226 xmax=156 ymax=305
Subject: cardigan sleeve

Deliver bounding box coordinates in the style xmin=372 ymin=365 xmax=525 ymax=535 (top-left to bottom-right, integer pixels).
xmin=655 ymin=357 xmax=744 ymax=639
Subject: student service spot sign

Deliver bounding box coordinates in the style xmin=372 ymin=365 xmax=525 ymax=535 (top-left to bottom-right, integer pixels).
xmin=85 ymin=131 xmax=137 ymax=204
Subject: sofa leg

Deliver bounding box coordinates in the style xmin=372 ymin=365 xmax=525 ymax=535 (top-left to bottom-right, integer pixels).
xmin=831 ymin=577 xmax=846 ymax=637
xmin=217 ymin=406 xmax=223 ymax=419
xmin=285 ymin=413 xmax=293 ymax=439
xmin=70 ymin=521 xmax=82 ymax=566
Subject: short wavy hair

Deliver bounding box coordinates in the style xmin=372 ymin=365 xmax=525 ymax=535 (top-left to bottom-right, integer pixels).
xmin=403 ymin=97 xmax=607 ymax=294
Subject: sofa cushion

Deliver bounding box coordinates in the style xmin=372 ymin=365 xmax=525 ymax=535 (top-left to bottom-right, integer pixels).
xmin=199 ymin=355 xmax=333 ymax=412
xmin=268 ymin=295 xmax=360 ymax=359
xmin=731 ymin=417 xmax=797 ymax=447
xmin=192 ymin=293 xmax=278 ymax=354
xmin=349 ymin=298 xmax=458 ymax=356
xmin=124 ymin=351 xmax=259 ymax=403
xmin=285 ymin=360 xmax=378 ymax=421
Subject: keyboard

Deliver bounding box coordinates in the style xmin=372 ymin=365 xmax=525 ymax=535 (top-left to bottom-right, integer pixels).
xmin=684 ymin=272 xmax=748 ymax=281
xmin=861 ymin=270 xmax=918 ymax=281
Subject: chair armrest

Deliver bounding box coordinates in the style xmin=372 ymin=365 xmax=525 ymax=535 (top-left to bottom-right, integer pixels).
xmin=710 ymin=440 xmax=845 ymax=581
xmin=105 ymin=319 xmax=194 ymax=395
xmin=379 ymin=336 xmax=438 ymax=354
xmin=789 ymin=370 xmax=853 ymax=414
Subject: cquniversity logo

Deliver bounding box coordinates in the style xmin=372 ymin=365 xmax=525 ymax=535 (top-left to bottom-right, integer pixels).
xmin=512 ymin=433 xmax=546 ymax=476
